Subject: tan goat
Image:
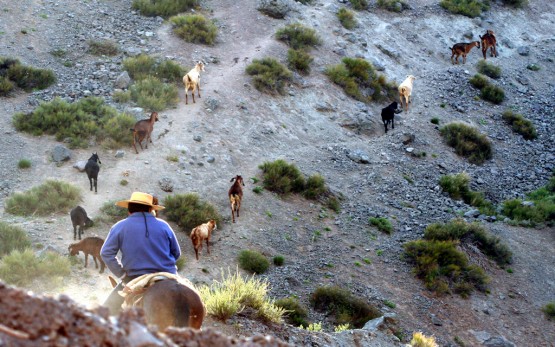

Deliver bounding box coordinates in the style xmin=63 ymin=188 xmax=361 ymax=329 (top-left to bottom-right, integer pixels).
xmin=450 ymin=41 xmax=480 ymax=64
xmin=190 ymin=220 xmax=217 ymax=260
xmin=398 ymin=75 xmax=416 ymax=112
xmin=132 ymin=112 xmax=159 ymax=154
xmin=68 ymin=236 xmax=105 ymax=273
xmin=183 ymin=61 xmax=205 ymax=104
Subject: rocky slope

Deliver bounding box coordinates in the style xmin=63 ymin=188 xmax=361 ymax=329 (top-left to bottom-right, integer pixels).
xmin=0 ymin=0 xmax=554 ymax=346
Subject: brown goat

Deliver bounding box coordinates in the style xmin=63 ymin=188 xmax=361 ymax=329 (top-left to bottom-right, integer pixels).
xmin=190 ymin=220 xmax=217 ymax=260
xmin=479 ymin=30 xmax=498 ymax=60
xmin=68 ymin=236 xmax=105 ymax=273
xmin=183 ymin=61 xmax=205 ymax=104
xmin=450 ymin=41 xmax=480 ymax=64
xmin=131 ymin=112 xmax=159 ymax=154
xmin=228 ymin=175 xmax=245 ymax=223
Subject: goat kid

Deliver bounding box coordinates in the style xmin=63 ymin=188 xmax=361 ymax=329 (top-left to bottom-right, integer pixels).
xmin=190 ymin=220 xmax=217 ymax=260
xmin=479 ymin=30 xmax=497 ymax=60
xmin=131 ymin=111 xmax=159 ymax=154
xmin=183 ymin=61 xmax=205 ymax=105
xmin=228 ymin=175 xmax=245 ymax=223
xmin=450 ymin=41 xmax=480 ymax=64
xmin=70 ymin=205 xmax=94 ymax=240
xmin=85 ymin=152 xmax=101 ymax=193
xmin=381 ymin=101 xmax=401 ymax=133
xmin=398 ymin=75 xmax=416 ymax=112
xmin=68 ymin=236 xmax=105 ymax=273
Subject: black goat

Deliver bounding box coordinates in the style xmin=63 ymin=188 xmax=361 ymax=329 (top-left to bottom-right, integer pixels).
xmin=228 ymin=175 xmax=245 ymax=223
xmin=70 ymin=206 xmax=94 ymax=240
xmin=381 ymin=101 xmax=401 ymax=133
xmin=84 ymin=152 xmax=101 ymax=193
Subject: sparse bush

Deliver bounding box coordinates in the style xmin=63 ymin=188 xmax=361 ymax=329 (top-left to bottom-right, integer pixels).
xmin=439 ymin=172 xmax=495 ymax=215
xmin=431 ymin=117 xmax=440 ymax=125
xmin=410 ymin=331 xmax=439 ymax=347
xmin=0 ymin=76 xmax=15 ymax=96
xmin=476 ymin=60 xmax=501 ymax=79
xmin=18 ymin=159 xmax=31 ymax=169
xmin=502 ymin=175 xmax=555 ymax=226
xmin=5 ymin=180 xmax=81 ymax=216
xmin=275 ymin=23 xmax=321 ymax=50
xmin=502 ymin=110 xmax=537 ymax=140
xmin=0 ymin=221 xmax=31 ymax=257
xmin=253 ymin=186 xmax=263 ymax=194
xmin=348 ymin=0 xmax=368 ymax=11
xmin=303 ymin=174 xmax=326 ymax=200
xmin=88 ymin=39 xmax=119 ymax=56
xmin=6 ymin=62 xmax=55 ymax=91
xmin=275 ymin=297 xmax=309 ymax=326
xmin=238 ymin=250 xmax=269 ymax=274
xmin=469 ymin=73 xmax=489 ymax=89
xmin=113 ymin=90 xmax=131 ymax=103
xmin=123 ymin=54 xmax=185 ymax=83
xmin=502 ymin=0 xmax=528 ymax=7
xmin=155 ymin=60 xmax=186 ymax=83
xmin=439 ymin=0 xmax=489 ymax=18
xmin=543 ymin=302 xmax=555 ymax=320
xmin=132 ymin=0 xmax=198 ymax=18
xmin=310 ymin=285 xmax=381 ymax=328
xmin=130 ymin=76 xmax=179 ymax=111
xmin=481 ymin=84 xmax=505 ymax=104
xmin=287 ymin=49 xmax=313 ymax=75
xmin=246 ymin=58 xmax=292 ymax=95
xmin=377 ymin=0 xmax=409 ymax=12
xmin=337 ymin=8 xmax=356 ymax=29
xmin=273 ymin=255 xmax=285 ymax=266
xmin=97 ymin=200 xmax=130 ymax=225
xmin=369 ymin=217 xmax=393 ymax=234
xmin=334 ymin=324 xmax=350 ymax=332
xmin=325 ymin=57 xmax=397 ymax=103
xmin=163 ymin=193 xmax=222 ymax=231
xmin=259 ymin=159 xmax=305 ymax=195
xmin=13 ymin=97 xmax=135 ymax=149
xmin=327 ymin=196 xmax=341 ymax=213
xmin=0 ymin=249 xmax=71 ymax=288
xmin=170 ymin=14 xmax=218 ymax=45
xmin=440 ymin=122 xmax=492 ymax=164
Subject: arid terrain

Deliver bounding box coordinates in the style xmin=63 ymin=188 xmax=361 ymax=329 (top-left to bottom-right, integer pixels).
xmin=0 ymin=0 xmax=554 ymax=346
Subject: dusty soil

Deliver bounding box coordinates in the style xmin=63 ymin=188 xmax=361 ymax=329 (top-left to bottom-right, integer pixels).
xmin=0 ymin=0 xmax=554 ymax=346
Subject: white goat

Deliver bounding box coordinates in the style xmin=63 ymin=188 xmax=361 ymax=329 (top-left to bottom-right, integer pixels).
xmin=183 ymin=61 xmax=205 ymax=104
xmin=398 ymin=75 xmax=416 ymax=112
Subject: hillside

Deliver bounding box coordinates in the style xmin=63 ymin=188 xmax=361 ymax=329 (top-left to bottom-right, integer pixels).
xmin=0 ymin=0 xmax=554 ymax=346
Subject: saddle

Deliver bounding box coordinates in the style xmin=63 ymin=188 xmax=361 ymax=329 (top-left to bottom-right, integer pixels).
xmin=119 ymin=272 xmax=183 ymax=309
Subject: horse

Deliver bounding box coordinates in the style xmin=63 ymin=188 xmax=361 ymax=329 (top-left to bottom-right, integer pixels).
xmin=109 ymin=274 xmax=205 ymax=330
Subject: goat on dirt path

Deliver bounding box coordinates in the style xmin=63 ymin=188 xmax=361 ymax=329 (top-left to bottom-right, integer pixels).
xmin=190 ymin=220 xmax=217 ymax=260
xmin=398 ymin=75 xmax=416 ymax=112
xmin=70 ymin=205 xmax=93 ymax=240
xmin=68 ymin=236 xmax=105 ymax=273
xmin=381 ymin=101 xmax=401 ymax=134
xmin=228 ymin=175 xmax=245 ymax=223
xmin=84 ymin=153 xmax=101 ymax=193
xmin=131 ymin=112 xmax=159 ymax=154
xmin=183 ymin=61 xmax=205 ymax=104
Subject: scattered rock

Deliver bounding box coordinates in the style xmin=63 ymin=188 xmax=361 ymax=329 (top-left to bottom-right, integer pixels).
xmin=52 ymin=145 xmax=72 ymax=163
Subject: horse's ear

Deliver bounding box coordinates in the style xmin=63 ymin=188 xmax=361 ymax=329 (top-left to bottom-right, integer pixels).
xmin=230 ymin=177 xmax=236 ymax=182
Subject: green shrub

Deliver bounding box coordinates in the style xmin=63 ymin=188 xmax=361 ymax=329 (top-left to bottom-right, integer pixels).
xmin=476 ymin=60 xmax=501 ymax=79
xmin=327 ymin=196 xmax=341 ymax=213
xmin=469 ymin=73 xmax=489 ymax=89
xmin=439 ymin=0 xmax=489 ymax=18
xmin=0 ymin=76 xmax=15 ymax=96
xmin=130 ymin=76 xmax=179 ymax=111
xmin=325 ymin=57 xmax=397 ymax=103
xmin=439 ymin=122 xmax=493 ymax=164
xmin=337 ymin=8 xmax=356 ymax=29
xmin=176 ymin=257 xmax=186 ymax=271
xmin=253 ymin=186 xmax=263 ymax=194
xmin=13 ymin=97 xmax=135 ymax=149
xmin=113 ymin=90 xmax=132 ymax=103
xmin=526 ymin=64 xmax=540 ymax=71
xmin=303 ymin=174 xmax=326 ymax=200
xmin=6 ymin=63 xmax=55 ymax=91
xmin=543 ymin=302 xmax=555 ymax=320
xmin=502 ymin=0 xmax=528 ymax=7
xmin=132 ymin=0 xmax=198 ymax=17
xmin=0 ymin=222 xmax=31 ymax=257
xmin=481 ymin=84 xmax=505 ymax=104
xmin=238 ymin=250 xmax=270 ymax=274
xmin=163 ymin=193 xmax=222 ymax=231
xmin=275 ymin=23 xmax=321 ymax=50
xmin=5 ymin=180 xmax=81 ymax=216
xmin=439 ymin=172 xmax=495 ymax=215
xmin=170 ymin=14 xmax=218 ymax=45
xmin=501 ymin=110 xmax=537 ymax=140
xmin=123 ymin=54 xmax=157 ymax=81
xmin=369 ymin=217 xmax=393 ymax=234
xmin=501 ymin=175 xmax=555 ymax=226
xmin=155 ymin=60 xmax=186 ymax=83
xmin=246 ymin=58 xmax=292 ymax=95
xmin=259 ymin=159 xmax=305 ymax=195
xmin=310 ymin=286 xmax=381 ymax=328
xmin=273 ymin=255 xmax=285 ymax=266
xmin=348 ymin=0 xmax=368 ymax=11
xmin=18 ymin=159 xmax=31 ymax=169
xmin=377 ymin=0 xmax=409 ymax=12
xmin=431 ymin=117 xmax=440 ymax=125
xmin=97 ymin=200 xmax=129 ymax=225
xmin=0 ymin=249 xmax=70 ymax=288
xmin=275 ymin=297 xmax=309 ymax=326
xmin=287 ymin=49 xmax=313 ymax=75
xmin=88 ymin=39 xmax=119 ymax=56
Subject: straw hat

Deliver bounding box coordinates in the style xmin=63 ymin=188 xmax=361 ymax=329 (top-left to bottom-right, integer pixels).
xmin=115 ymin=192 xmax=165 ymax=211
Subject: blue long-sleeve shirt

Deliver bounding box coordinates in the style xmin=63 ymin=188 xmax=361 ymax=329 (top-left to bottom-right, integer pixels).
xmin=100 ymin=212 xmax=181 ymax=278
